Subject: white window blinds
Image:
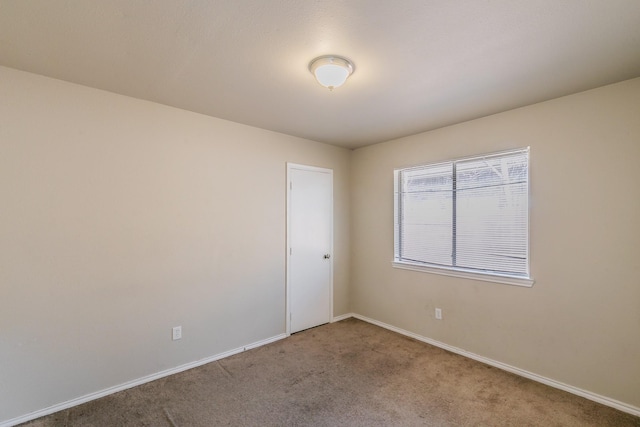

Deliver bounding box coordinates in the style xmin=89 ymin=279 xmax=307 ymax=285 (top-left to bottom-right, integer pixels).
xmin=394 ymin=148 xmax=530 ymax=279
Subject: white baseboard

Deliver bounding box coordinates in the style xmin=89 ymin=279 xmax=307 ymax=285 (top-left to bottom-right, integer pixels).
xmin=348 ymin=313 xmax=640 ymax=418
xmin=332 ymin=313 xmax=354 ymax=323
xmin=0 ymin=333 xmax=287 ymax=427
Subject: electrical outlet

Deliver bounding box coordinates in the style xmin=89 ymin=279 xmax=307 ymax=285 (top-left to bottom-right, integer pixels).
xmin=435 ymin=308 xmax=442 ymax=320
xmin=172 ymin=326 xmax=182 ymax=341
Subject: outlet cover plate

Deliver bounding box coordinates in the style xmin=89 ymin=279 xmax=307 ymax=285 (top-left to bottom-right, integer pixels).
xmin=172 ymin=326 xmax=182 ymax=340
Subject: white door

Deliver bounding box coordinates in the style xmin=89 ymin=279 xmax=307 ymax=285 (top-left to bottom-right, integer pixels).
xmin=287 ymin=163 xmax=333 ymax=334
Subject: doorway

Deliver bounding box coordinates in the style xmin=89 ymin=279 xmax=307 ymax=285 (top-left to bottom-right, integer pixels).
xmin=286 ymin=163 xmax=333 ymax=334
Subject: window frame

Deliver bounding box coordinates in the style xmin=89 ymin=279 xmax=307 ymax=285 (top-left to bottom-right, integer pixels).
xmin=392 ymin=148 xmax=534 ymax=287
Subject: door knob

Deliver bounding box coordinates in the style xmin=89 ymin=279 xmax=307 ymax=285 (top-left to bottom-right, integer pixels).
xmin=324 ymin=254 xmax=331 ymax=259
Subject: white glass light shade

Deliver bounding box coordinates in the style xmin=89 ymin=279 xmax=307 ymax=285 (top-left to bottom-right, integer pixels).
xmin=309 ymin=56 xmax=354 ymax=90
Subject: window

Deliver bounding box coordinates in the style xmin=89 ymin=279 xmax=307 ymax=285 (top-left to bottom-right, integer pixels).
xmin=393 ymin=148 xmax=532 ymax=286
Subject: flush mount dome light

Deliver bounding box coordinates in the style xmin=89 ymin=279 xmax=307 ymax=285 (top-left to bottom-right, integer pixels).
xmin=309 ymin=55 xmax=355 ymax=91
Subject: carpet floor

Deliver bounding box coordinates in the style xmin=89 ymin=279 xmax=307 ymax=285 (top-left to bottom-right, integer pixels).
xmin=20 ymin=318 xmax=640 ymax=426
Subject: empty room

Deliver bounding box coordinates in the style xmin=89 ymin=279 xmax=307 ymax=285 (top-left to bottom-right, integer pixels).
xmin=1 ymin=1 xmax=639 ymax=426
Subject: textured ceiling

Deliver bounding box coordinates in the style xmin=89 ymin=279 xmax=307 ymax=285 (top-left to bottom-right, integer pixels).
xmin=1 ymin=1 xmax=640 ymax=149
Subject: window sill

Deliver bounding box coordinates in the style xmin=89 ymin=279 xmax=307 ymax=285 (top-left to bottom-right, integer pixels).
xmin=392 ymin=261 xmax=534 ymax=288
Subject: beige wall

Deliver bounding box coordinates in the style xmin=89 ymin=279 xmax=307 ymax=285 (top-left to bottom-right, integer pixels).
xmin=0 ymin=66 xmax=351 ymax=422
xmin=350 ymin=77 xmax=640 ymax=408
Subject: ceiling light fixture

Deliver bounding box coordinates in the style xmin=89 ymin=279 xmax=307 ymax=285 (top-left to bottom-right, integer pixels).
xmin=308 ymin=55 xmax=355 ymax=91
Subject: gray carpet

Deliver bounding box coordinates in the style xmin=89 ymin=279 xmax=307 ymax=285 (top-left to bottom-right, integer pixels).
xmin=20 ymin=318 xmax=640 ymax=426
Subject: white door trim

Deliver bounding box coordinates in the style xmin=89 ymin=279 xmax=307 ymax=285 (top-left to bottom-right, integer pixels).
xmin=286 ymin=163 xmax=334 ymax=335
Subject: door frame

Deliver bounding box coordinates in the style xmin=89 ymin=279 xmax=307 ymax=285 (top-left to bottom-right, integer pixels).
xmin=286 ymin=162 xmax=334 ymax=335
